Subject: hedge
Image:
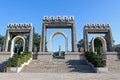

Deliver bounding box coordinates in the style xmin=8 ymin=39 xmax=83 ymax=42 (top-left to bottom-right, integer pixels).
xmin=8 ymin=52 xmax=32 ymax=67
xmin=53 ymin=51 xmax=65 ymax=57
xmin=85 ymin=51 xmax=106 ymax=67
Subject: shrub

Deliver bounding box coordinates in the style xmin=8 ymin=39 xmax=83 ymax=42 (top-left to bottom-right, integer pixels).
xmin=61 ymin=51 xmax=65 ymax=56
xmin=53 ymin=51 xmax=65 ymax=57
xmin=85 ymin=51 xmax=106 ymax=67
xmin=8 ymin=52 xmax=32 ymax=67
xmin=8 ymin=57 xmax=21 ymax=67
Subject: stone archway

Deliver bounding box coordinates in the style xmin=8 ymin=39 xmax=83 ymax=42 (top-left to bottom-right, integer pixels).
xmin=91 ymin=36 xmax=107 ymax=53
xmin=40 ymin=16 xmax=78 ymax=52
xmin=50 ymin=31 xmax=68 ymax=52
xmin=84 ymin=23 xmax=113 ymax=52
xmin=3 ymin=23 xmax=33 ymax=52
xmin=10 ymin=36 xmax=25 ymax=57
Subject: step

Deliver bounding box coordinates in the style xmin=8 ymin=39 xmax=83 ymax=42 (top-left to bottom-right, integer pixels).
xmin=21 ymin=59 xmax=95 ymax=73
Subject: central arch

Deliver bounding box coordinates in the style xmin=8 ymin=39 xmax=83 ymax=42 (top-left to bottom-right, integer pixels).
xmin=91 ymin=36 xmax=107 ymax=53
xmin=10 ymin=36 xmax=25 ymax=57
xmin=50 ymin=31 xmax=68 ymax=52
xmin=40 ymin=16 xmax=78 ymax=52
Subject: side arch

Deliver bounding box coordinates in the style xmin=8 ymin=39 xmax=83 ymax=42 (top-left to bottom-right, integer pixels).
xmin=91 ymin=36 xmax=107 ymax=53
xmin=10 ymin=36 xmax=25 ymax=57
xmin=50 ymin=31 xmax=68 ymax=52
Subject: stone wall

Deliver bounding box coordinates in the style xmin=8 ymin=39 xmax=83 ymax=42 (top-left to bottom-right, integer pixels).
xmin=106 ymin=52 xmax=120 ymax=61
xmin=0 ymin=52 xmax=10 ymax=72
xmin=0 ymin=51 xmax=119 ymax=63
xmin=65 ymin=52 xmax=85 ymax=60
xmin=33 ymin=52 xmax=85 ymax=61
xmin=0 ymin=52 xmax=10 ymax=63
xmin=33 ymin=52 xmax=52 ymax=61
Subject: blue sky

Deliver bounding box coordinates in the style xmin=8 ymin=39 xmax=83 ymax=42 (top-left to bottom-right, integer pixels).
xmin=0 ymin=0 xmax=120 ymax=51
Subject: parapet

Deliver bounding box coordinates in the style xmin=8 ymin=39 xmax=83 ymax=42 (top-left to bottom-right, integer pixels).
xmin=84 ymin=23 xmax=110 ymax=29
xmin=43 ymin=16 xmax=74 ymax=22
xmin=7 ymin=23 xmax=33 ymax=29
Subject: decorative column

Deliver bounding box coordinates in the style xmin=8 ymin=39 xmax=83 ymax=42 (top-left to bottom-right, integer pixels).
xmin=72 ymin=25 xmax=78 ymax=52
xmin=84 ymin=30 xmax=89 ymax=52
xmin=4 ymin=30 xmax=10 ymax=52
xmin=105 ymin=31 xmax=113 ymax=51
xmin=39 ymin=32 xmax=42 ymax=52
xmin=39 ymin=25 xmax=44 ymax=52
xmin=66 ymin=36 xmax=68 ymax=52
xmin=29 ymin=26 xmax=33 ymax=52
xmin=42 ymin=24 xmax=46 ymax=52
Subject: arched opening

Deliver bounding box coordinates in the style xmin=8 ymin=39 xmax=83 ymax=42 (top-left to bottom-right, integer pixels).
xmin=14 ymin=39 xmax=23 ymax=54
xmin=92 ymin=36 xmax=107 ymax=54
xmin=50 ymin=31 xmax=68 ymax=52
xmin=52 ymin=34 xmax=65 ymax=52
xmin=10 ymin=36 xmax=25 ymax=57
xmin=94 ymin=38 xmax=103 ymax=54
xmin=52 ymin=35 xmax=65 ymax=58
xmin=50 ymin=31 xmax=68 ymax=53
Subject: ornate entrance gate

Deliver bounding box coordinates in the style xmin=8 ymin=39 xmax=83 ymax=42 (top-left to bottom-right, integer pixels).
xmin=40 ymin=16 xmax=78 ymax=52
xmin=3 ymin=23 xmax=34 ymax=54
xmin=84 ymin=23 xmax=113 ymax=52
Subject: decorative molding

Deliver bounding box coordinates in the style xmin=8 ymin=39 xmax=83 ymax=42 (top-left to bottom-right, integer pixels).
xmin=84 ymin=23 xmax=110 ymax=29
xmin=7 ymin=23 xmax=33 ymax=29
xmin=43 ymin=16 xmax=74 ymax=22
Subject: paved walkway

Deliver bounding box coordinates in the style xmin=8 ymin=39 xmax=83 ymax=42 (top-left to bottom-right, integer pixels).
xmin=107 ymin=59 xmax=120 ymax=73
xmin=0 ymin=73 xmax=120 ymax=80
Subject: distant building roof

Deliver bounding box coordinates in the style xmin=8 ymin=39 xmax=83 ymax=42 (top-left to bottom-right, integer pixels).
xmin=114 ymin=44 xmax=120 ymax=48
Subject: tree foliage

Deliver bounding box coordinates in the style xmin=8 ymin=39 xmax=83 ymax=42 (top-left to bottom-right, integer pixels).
xmin=77 ymin=39 xmax=84 ymax=48
xmin=45 ymin=41 xmax=48 ymax=52
xmin=0 ymin=36 xmax=4 ymax=45
xmin=33 ymin=33 xmax=41 ymax=51
xmin=14 ymin=39 xmax=23 ymax=54
xmin=94 ymin=38 xmax=103 ymax=55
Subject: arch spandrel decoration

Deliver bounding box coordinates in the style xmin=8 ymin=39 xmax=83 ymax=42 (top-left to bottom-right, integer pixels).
xmin=91 ymin=36 xmax=107 ymax=53
xmin=50 ymin=31 xmax=68 ymax=52
xmin=10 ymin=36 xmax=25 ymax=57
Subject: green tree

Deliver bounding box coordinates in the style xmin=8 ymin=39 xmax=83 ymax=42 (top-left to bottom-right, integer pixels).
xmin=0 ymin=36 xmax=5 ymax=51
xmin=0 ymin=36 xmax=4 ymax=45
xmin=45 ymin=41 xmax=48 ymax=52
xmin=77 ymin=39 xmax=84 ymax=48
xmin=33 ymin=33 xmax=41 ymax=52
xmin=77 ymin=39 xmax=84 ymax=51
xmin=94 ymin=38 xmax=103 ymax=55
xmin=14 ymin=39 xmax=24 ymax=55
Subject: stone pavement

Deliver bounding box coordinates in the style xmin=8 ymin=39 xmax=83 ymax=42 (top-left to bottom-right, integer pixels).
xmin=0 ymin=73 xmax=120 ymax=80
xmin=107 ymin=59 xmax=120 ymax=73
